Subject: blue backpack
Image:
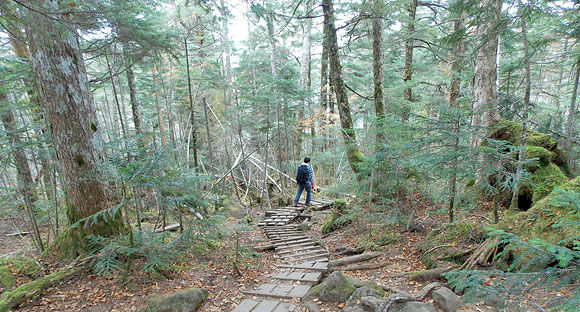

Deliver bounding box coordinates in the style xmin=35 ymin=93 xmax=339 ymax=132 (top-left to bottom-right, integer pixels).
xmin=296 ymin=164 xmax=309 ymax=185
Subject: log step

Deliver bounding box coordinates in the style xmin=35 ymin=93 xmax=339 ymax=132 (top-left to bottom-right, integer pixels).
xmin=243 ymin=283 xmax=311 ymax=300
xmin=271 ymin=271 xmax=322 ymax=284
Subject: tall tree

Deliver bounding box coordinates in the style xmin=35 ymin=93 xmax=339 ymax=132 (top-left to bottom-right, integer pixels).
xmin=471 ymin=0 xmax=501 ymax=147
xmin=564 ymin=55 xmax=579 ymax=158
xmin=402 ymin=0 xmax=417 ymax=122
xmin=322 ymin=0 xmax=364 ymax=173
xmin=22 ymin=0 xmax=124 ymax=248
xmin=372 ymin=0 xmax=385 ymax=146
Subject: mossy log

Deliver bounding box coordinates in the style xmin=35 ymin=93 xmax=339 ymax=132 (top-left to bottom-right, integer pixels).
xmin=0 ymin=266 xmax=14 ymax=292
xmin=0 ymin=266 xmax=84 ymax=312
xmin=328 ymin=252 xmax=382 ymax=268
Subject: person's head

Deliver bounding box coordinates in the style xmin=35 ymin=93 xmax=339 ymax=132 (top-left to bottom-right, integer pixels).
xmin=304 ymin=157 xmax=311 ymax=164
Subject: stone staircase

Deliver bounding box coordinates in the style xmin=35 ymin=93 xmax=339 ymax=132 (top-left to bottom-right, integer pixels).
xmin=231 ymin=200 xmax=333 ymax=312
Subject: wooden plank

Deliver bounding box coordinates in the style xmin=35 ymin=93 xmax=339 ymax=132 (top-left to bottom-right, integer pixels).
xmin=253 ymin=300 xmax=278 ymax=312
xmin=278 ymin=245 xmax=321 ymax=255
xmin=270 ymin=236 xmax=309 ymax=243
xmin=273 ymin=303 xmax=297 ymax=312
xmin=232 ymin=299 xmax=259 ymax=312
xmin=276 ymin=261 xmax=329 ymax=271
xmin=270 ymin=238 xmax=312 ymax=247
xmin=285 ymin=254 xmax=329 ymax=263
xmin=272 ymin=271 xmax=322 ymax=284
xmin=288 ymin=284 xmax=311 ymax=297
xmin=282 ymin=249 xmax=328 ymax=260
xmin=275 ymin=242 xmax=317 ymax=250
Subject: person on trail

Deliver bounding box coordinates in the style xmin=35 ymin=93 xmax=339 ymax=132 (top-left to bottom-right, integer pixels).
xmin=294 ymin=157 xmax=314 ymax=206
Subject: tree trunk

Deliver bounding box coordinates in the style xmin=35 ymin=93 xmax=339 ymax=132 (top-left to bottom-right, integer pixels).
xmin=471 ymin=0 xmax=501 ymax=147
xmin=448 ymin=12 xmax=466 ymax=223
xmin=152 ymin=67 xmax=167 ymax=147
xmin=219 ymin=0 xmax=235 ymax=112
xmin=372 ymin=0 xmax=385 ymax=146
xmin=510 ymin=5 xmax=531 ymax=210
xmin=184 ymin=37 xmax=199 ymax=169
xmin=202 ymin=97 xmax=214 ymax=176
xmin=125 ymin=51 xmax=141 ymax=135
xmin=322 ymin=0 xmax=364 ymax=174
xmin=0 ymin=85 xmax=44 ymax=252
xmin=300 ymin=0 xmax=313 ymax=143
xmin=564 ymin=56 xmax=580 ymax=158
xmin=320 ymin=14 xmax=330 ymax=150
xmin=402 ymin=0 xmax=417 ymax=123
xmin=23 ymin=1 xmax=124 ymax=247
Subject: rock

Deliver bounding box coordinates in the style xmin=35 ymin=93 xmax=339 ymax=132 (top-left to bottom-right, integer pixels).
xmin=432 ymin=287 xmax=461 ymax=312
xmin=348 ymin=278 xmax=385 ymax=297
xmin=306 ymin=271 xmax=356 ymax=303
xmin=141 ymin=288 xmax=207 ymax=312
xmin=544 ymin=295 xmax=567 ymax=309
xmin=390 ymin=301 xmax=437 ymax=312
xmin=346 ymin=287 xmax=382 ymax=307
xmin=296 ymin=222 xmax=311 ymax=232
xmin=360 ymin=296 xmax=383 ymax=312
xmin=301 ymin=301 xmax=321 ymax=312
xmin=341 ymin=306 xmax=368 ymax=312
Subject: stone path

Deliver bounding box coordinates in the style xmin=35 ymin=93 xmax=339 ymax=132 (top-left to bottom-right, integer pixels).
xmin=231 ymin=200 xmax=333 ymax=312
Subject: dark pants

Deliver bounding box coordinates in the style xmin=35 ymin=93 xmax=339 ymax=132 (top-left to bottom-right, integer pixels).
xmin=294 ymin=182 xmax=312 ymax=204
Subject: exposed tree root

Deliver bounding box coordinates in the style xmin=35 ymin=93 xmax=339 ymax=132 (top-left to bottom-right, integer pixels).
xmin=376 ymin=282 xmax=441 ymax=312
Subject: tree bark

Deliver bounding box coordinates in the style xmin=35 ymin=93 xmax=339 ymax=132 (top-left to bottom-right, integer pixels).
xmin=320 ymin=14 xmax=330 ymax=150
xmin=0 ymin=84 xmax=44 ymax=252
xmin=125 ymin=51 xmax=141 ymax=135
xmin=510 ymin=6 xmax=531 ymax=210
xmin=184 ymin=37 xmax=199 ymax=169
xmin=402 ymin=0 xmax=417 ymax=123
xmin=564 ymin=56 xmax=580 ymax=158
xmin=322 ymin=0 xmax=364 ymax=173
xmin=372 ymin=0 xmax=385 ymax=146
xmin=23 ymin=0 xmax=124 ymax=241
xmin=448 ymin=11 xmax=466 ymax=223
xmin=471 ymin=0 xmax=501 ymax=147
xmin=300 ymin=0 xmax=313 ymax=144
xmin=152 ymin=67 xmax=167 ymax=147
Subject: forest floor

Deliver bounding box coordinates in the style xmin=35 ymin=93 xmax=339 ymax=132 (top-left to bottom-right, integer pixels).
xmin=1 ymin=195 xmax=559 ymax=311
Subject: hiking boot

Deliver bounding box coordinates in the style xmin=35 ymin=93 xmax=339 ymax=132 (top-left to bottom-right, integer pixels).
xmin=305 ymin=202 xmax=311 ymax=206
xmin=293 ymin=201 xmax=299 ymax=207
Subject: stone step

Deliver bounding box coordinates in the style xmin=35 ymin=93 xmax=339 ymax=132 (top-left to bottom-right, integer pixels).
xmin=268 ymin=234 xmax=303 ymax=240
xmin=231 ymin=299 xmax=296 ymax=312
xmin=243 ymin=283 xmax=311 ymax=300
xmin=271 ymin=271 xmax=322 ymax=284
xmin=277 ymin=260 xmax=329 ymax=272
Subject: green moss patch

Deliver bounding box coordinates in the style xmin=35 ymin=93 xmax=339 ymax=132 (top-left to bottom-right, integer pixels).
xmin=496 ymin=178 xmax=580 ymax=245
xmin=0 ymin=266 xmax=14 ymax=292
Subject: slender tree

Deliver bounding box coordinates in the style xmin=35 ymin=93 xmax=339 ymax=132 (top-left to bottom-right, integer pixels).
xmin=322 ymin=0 xmax=364 ymax=173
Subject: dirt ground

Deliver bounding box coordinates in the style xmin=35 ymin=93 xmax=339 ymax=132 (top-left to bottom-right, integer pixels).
xmin=0 ymin=201 xmax=566 ymax=311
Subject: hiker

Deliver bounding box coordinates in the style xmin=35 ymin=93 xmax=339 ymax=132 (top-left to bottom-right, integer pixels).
xmin=294 ymin=157 xmax=314 ymax=206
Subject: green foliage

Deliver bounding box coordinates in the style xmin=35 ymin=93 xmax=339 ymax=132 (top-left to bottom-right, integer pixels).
xmin=87 ymin=217 xmax=222 ymax=276
xmin=0 ymin=266 xmax=14 ymax=291
xmin=355 ymin=230 xmax=397 ymax=251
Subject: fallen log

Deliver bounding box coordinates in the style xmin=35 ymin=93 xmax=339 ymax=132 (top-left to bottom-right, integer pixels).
xmin=405 ymin=265 xmax=457 ymax=281
xmin=155 ymin=223 xmax=180 ymax=233
xmin=252 ymin=243 xmax=274 ymax=252
xmin=6 ymin=232 xmax=29 ymax=237
xmin=328 ymin=252 xmax=382 ymax=268
xmin=342 ymin=261 xmax=389 ymax=271
xmin=0 ymin=265 xmax=84 ymax=312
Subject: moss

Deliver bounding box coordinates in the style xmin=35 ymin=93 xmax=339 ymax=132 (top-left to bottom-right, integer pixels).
xmin=420 ymin=223 xmax=487 ymax=268
xmin=321 ymin=199 xmax=350 ymax=234
xmin=348 ymin=278 xmax=386 ymax=297
xmin=334 ymin=198 xmax=347 ymax=213
xmin=524 ymin=146 xmax=554 ymax=169
xmin=496 ymin=178 xmax=580 ymax=245
xmin=0 ymin=266 xmax=14 ymax=292
xmin=90 ymin=122 xmax=98 ymax=132
xmin=321 ymin=211 xmax=339 ymax=234
xmin=74 ymin=154 xmax=85 ymax=166
xmin=529 ymin=163 xmax=568 ymax=203
xmin=0 ymin=266 xmax=82 ymax=312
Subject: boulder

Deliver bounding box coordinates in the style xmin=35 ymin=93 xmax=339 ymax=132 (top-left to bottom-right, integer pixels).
xmin=390 ymin=301 xmax=437 ymax=312
xmin=341 ymin=306 xmax=368 ymax=312
xmin=301 ymin=301 xmax=321 ymax=312
xmin=307 ymin=271 xmax=356 ymax=302
xmin=360 ymin=296 xmax=384 ymax=311
xmin=141 ymin=288 xmax=207 ymax=312
xmin=432 ymin=287 xmax=461 ymax=312
xmin=348 ymin=278 xmax=385 ymax=297
xmin=346 ymin=287 xmax=382 ymax=307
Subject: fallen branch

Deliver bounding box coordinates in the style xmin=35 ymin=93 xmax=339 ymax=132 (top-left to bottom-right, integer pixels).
xmin=6 ymin=232 xmax=29 ymax=237
xmin=0 ymin=265 xmax=84 ymax=311
xmin=328 ymin=252 xmax=382 ymax=268
xmin=251 ymin=243 xmax=274 ymax=252
xmin=342 ymin=261 xmax=388 ymax=271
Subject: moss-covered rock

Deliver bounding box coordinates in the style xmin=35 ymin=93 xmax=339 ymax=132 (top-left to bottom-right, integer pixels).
xmin=140 ymin=288 xmax=207 ymax=312
xmin=523 ymin=146 xmax=554 ymax=169
xmin=307 ymin=271 xmax=356 ymax=303
xmin=496 ymin=178 xmax=580 ymax=245
xmin=528 ymin=163 xmax=568 ymax=203
xmin=347 ymin=278 xmax=385 ymax=297
xmin=321 ymin=199 xmax=350 ymax=234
